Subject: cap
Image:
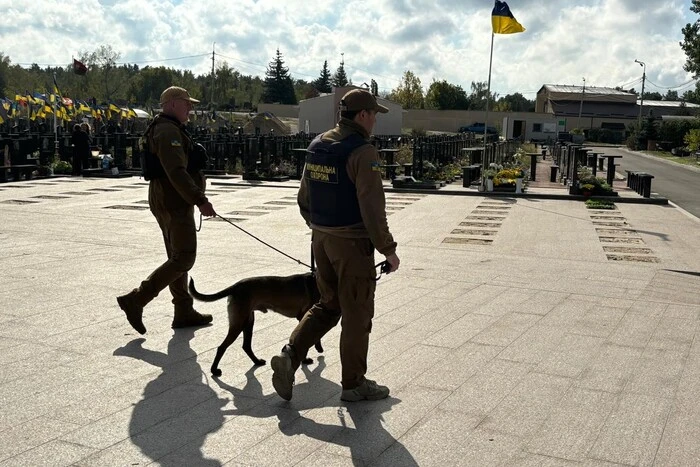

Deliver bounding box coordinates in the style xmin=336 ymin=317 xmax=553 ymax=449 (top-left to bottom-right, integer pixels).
xmin=340 ymin=89 xmax=388 ymax=114
xmin=160 ymin=86 xmax=200 ymax=105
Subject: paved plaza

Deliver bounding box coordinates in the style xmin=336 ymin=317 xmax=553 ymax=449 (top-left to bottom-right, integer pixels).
xmin=1 ymin=174 xmax=700 ymax=466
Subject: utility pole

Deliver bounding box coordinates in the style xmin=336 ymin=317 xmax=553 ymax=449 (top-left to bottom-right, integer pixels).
xmin=635 ymin=59 xmax=646 ymax=127
xmin=210 ymin=43 xmax=215 ymax=109
xmin=577 ymin=77 xmax=586 ymax=129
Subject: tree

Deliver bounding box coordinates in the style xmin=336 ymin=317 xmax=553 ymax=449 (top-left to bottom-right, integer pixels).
xmin=0 ymin=52 xmax=9 ymax=97
xmin=496 ymin=92 xmax=533 ymax=112
xmin=389 ymin=70 xmax=424 ymax=109
xmin=81 ymin=44 xmax=127 ymax=102
xmin=466 ymin=81 xmax=498 ymax=111
xmin=370 ymin=79 xmax=378 ymax=96
xmin=681 ymin=0 xmax=700 ymax=77
xmin=312 ymin=60 xmax=332 ymax=93
xmin=683 ymin=83 xmax=700 ymax=104
xmin=664 ymin=90 xmax=680 ymax=101
xmin=134 ymin=66 xmax=177 ymax=106
xmin=214 ymin=62 xmax=242 ymax=109
xmin=331 ymin=59 xmax=348 ymax=87
xmin=262 ymin=49 xmax=297 ymax=105
xmin=643 ymin=91 xmax=663 ymax=101
xmin=685 ymin=128 xmax=700 ymax=151
xmin=424 ymin=79 xmax=468 ymax=110
xmin=294 ymin=78 xmax=317 ymax=102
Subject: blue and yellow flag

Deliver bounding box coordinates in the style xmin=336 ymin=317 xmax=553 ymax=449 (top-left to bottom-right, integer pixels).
xmin=53 ymin=73 xmax=62 ymax=97
xmin=492 ymin=1 xmax=525 ymax=34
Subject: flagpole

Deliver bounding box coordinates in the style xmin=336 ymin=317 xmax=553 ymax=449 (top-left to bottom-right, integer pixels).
xmin=53 ymin=73 xmax=59 ymax=158
xmin=484 ymin=31 xmax=494 ymax=149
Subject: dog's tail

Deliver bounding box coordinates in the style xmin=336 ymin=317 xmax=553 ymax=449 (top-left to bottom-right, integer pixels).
xmin=188 ymin=278 xmax=234 ymax=302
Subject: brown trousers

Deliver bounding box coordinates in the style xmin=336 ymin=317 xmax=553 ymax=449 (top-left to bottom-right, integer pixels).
xmin=289 ymin=231 xmax=376 ymax=389
xmin=133 ymin=202 xmax=197 ymax=310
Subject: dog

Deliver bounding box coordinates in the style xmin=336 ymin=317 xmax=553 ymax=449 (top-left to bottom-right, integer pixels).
xmin=188 ymin=272 xmax=323 ymax=377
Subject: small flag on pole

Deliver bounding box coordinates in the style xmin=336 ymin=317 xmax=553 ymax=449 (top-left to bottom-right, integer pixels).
xmin=73 ymin=58 xmax=88 ymax=75
xmin=492 ymin=1 xmax=525 ymax=34
xmin=53 ymin=73 xmax=61 ymax=97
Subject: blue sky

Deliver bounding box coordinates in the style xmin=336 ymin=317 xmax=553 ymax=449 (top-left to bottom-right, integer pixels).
xmin=1 ymin=0 xmax=697 ymax=99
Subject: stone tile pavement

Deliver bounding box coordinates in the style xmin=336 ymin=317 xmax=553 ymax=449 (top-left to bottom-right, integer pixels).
xmin=1 ymin=175 xmax=700 ymax=466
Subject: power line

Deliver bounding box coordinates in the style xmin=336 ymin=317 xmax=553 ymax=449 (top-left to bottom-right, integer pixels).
xmin=117 ymin=53 xmax=210 ymax=65
xmin=216 ymin=52 xmax=331 ymax=81
xmin=15 ymin=52 xmax=211 ymax=68
xmin=645 ymin=78 xmax=698 ymax=90
xmin=215 ymin=52 xmax=269 ymax=73
xmin=614 ymin=77 xmax=643 ymax=90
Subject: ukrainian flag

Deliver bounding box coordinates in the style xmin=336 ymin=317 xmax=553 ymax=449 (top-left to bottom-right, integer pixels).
xmin=78 ymin=101 xmax=91 ymax=113
xmin=492 ymin=1 xmax=525 ymax=34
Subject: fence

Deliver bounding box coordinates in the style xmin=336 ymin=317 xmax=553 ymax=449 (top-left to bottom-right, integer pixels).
xmin=1 ymin=127 xmax=521 ymax=182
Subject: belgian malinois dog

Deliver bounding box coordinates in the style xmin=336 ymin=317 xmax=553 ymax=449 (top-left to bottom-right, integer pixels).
xmin=189 ymin=273 xmax=323 ymax=376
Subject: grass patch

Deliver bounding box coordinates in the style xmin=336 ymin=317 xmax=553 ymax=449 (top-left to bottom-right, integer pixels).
xmin=639 ymin=150 xmax=700 ymax=167
xmin=585 ymin=199 xmax=616 ymax=209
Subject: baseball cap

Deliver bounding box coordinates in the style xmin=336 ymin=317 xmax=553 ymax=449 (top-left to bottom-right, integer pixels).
xmin=340 ymin=89 xmax=388 ymax=113
xmin=160 ymin=86 xmax=200 ymax=105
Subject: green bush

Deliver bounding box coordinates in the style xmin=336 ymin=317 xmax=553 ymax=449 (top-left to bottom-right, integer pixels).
xmin=577 ymin=166 xmax=613 ymax=194
xmin=684 ymin=128 xmax=700 ymax=152
xmin=52 ymin=160 xmax=72 ymax=174
xmin=659 ymin=120 xmax=699 ymax=148
xmin=395 ymin=145 xmax=413 ymax=169
xmin=587 ymin=128 xmax=623 ymax=144
xmin=585 ymin=199 xmax=616 ymax=209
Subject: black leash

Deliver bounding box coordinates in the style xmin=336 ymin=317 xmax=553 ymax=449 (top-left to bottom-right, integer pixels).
xmin=206 ymin=213 xmax=312 ymax=270
xmin=199 ymin=214 xmax=387 ymax=279
xmin=373 ymin=260 xmax=391 ymax=281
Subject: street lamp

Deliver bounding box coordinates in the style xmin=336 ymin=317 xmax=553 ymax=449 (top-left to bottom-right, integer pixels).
xmin=634 ymin=59 xmax=646 ymax=127
xmin=577 ymin=77 xmax=586 ymax=129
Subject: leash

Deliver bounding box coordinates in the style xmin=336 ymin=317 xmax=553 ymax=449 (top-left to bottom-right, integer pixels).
xmin=373 ymin=261 xmax=391 ymax=281
xmin=204 ymin=213 xmax=312 ymax=270
xmin=199 ymin=214 xmax=388 ymax=279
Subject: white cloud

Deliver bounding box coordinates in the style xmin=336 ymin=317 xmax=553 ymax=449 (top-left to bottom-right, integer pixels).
xmin=1 ymin=0 xmax=696 ymax=98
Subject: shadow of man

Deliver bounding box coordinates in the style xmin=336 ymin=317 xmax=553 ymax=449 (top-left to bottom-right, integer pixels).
xmin=114 ymin=329 xmax=227 ymax=466
xmin=213 ymin=356 xmax=341 ymax=415
xmin=275 ymin=362 xmax=418 ymax=466
xmin=211 ymin=366 xmax=267 ymax=416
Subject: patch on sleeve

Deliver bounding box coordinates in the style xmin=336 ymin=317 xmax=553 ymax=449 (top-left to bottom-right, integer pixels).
xmin=370 ymin=161 xmax=382 ymax=172
xmin=170 ymin=139 xmax=182 ymax=147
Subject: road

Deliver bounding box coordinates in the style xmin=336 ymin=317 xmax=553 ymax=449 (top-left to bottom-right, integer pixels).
xmin=587 ymin=145 xmax=700 ymax=219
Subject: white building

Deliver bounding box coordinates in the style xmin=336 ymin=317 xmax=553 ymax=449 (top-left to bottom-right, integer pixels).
xmin=298 ymin=86 xmax=403 ymax=136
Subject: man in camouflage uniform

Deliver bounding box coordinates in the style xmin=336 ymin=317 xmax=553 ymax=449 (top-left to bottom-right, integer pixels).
xmin=117 ymin=86 xmax=216 ymax=334
xmin=271 ymin=89 xmax=400 ymax=402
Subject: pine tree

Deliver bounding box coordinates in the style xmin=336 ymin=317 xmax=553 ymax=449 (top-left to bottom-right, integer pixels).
xmin=312 ymin=60 xmax=332 ymax=93
xmin=331 ymin=59 xmax=348 ymax=88
xmin=262 ymin=49 xmax=297 ymax=105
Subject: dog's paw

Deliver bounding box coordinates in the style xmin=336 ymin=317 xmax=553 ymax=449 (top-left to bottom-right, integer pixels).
xmin=211 ymin=368 xmax=223 ymax=377
xmin=314 ymin=342 xmax=324 ymax=353
xmin=253 ymin=359 xmax=266 ymax=366
xmin=302 ymin=357 xmax=313 ymax=365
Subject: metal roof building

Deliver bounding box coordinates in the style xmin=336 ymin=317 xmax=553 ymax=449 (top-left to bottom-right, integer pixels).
xmin=535 ymin=84 xmax=698 ymax=130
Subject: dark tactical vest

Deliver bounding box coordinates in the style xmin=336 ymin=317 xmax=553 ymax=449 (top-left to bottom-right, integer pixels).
xmin=140 ymin=114 xmax=208 ymax=181
xmin=306 ymin=133 xmax=368 ymax=227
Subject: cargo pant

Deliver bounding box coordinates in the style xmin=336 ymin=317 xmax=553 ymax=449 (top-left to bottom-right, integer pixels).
xmin=289 ymin=230 xmax=376 ymax=390
xmin=130 ymin=193 xmax=197 ymax=311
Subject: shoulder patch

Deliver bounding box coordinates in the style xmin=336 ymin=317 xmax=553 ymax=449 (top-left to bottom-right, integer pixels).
xmin=370 ymin=161 xmax=382 ymax=172
xmin=170 ymin=139 xmax=182 ymax=147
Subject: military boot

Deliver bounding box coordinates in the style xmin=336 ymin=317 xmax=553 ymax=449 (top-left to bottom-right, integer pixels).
xmin=271 ymin=344 xmax=297 ymax=401
xmin=117 ymin=291 xmax=146 ymax=334
xmin=172 ymin=307 xmax=213 ymax=329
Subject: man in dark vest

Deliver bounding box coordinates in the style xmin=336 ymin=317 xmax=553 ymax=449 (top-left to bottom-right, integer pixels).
xmin=271 ymin=89 xmax=400 ymax=402
xmin=117 ymin=86 xmax=216 ymax=334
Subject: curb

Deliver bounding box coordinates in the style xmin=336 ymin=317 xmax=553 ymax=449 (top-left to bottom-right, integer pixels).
xmin=210 ymin=180 xmax=668 ymax=205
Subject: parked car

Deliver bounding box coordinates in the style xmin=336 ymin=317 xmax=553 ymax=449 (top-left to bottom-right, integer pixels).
xmin=458 ymin=123 xmax=498 ymax=134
